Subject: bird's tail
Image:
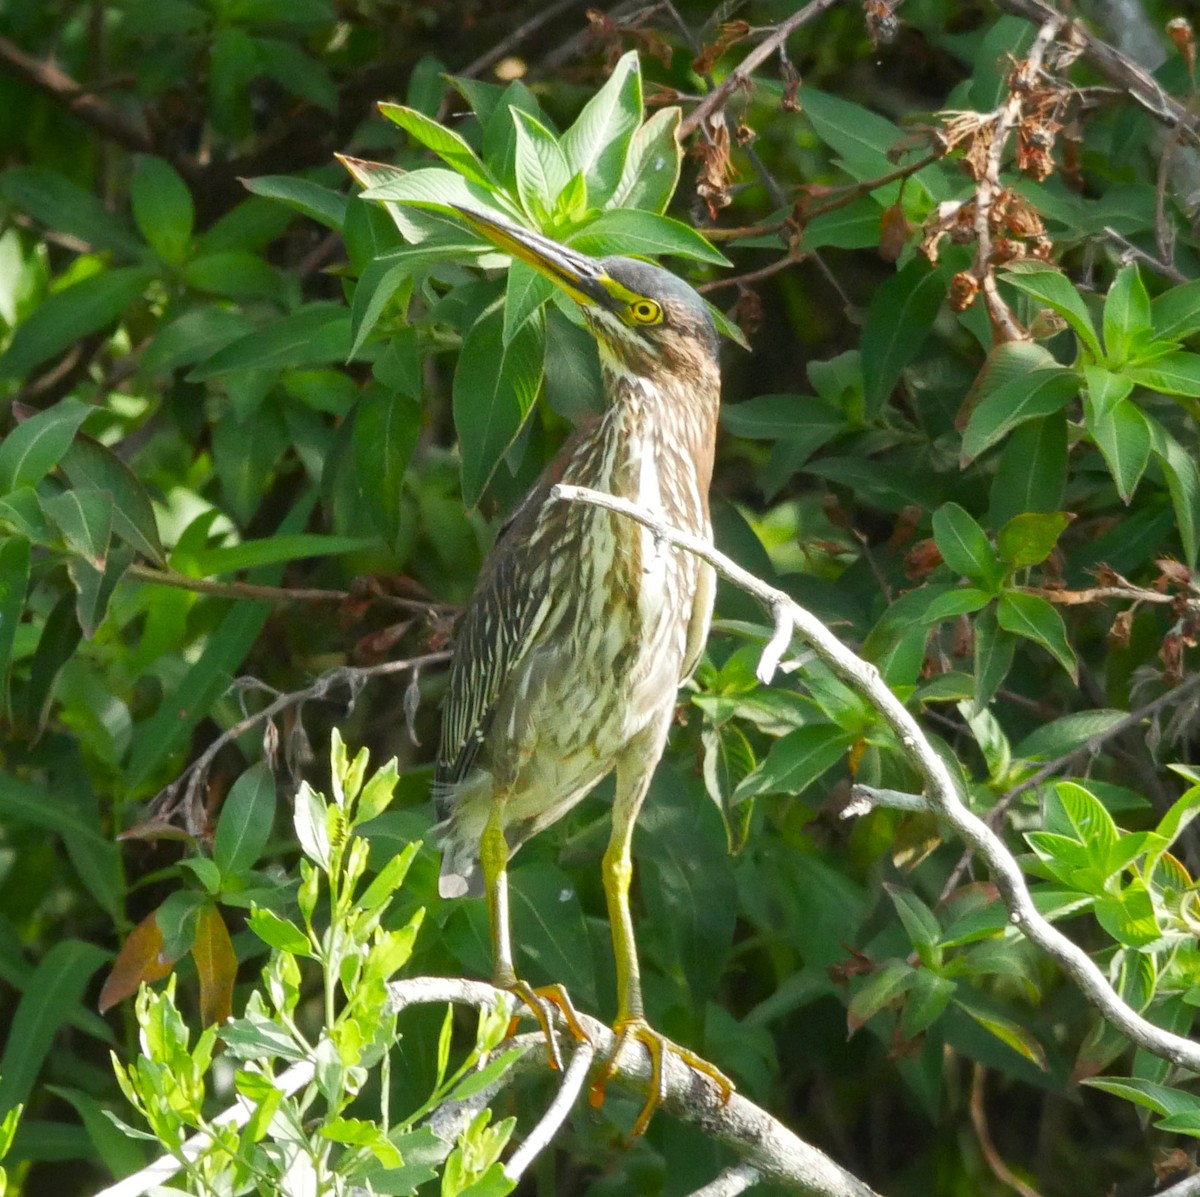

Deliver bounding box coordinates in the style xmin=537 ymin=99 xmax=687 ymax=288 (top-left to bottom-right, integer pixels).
xmin=434 ymin=818 xmax=485 ymax=899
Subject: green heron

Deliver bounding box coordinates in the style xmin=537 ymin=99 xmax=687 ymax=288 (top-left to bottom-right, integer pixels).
xmin=434 ymin=207 xmax=729 ymax=1133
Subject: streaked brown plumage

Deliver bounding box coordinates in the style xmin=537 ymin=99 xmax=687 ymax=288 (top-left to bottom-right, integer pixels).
xmin=433 ymin=209 xmax=728 ymax=1132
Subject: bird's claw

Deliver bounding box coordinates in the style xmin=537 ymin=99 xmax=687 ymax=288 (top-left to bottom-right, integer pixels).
xmin=505 ymin=980 xmax=591 ymax=1071
xmin=588 ymin=1017 xmax=734 ymax=1140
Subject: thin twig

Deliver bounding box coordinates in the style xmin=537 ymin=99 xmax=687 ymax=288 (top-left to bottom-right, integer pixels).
xmin=679 ymin=0 xmax=843 ymax=138
xmin=970 ymin=1065 xmax=1044 ymax=1197
xmin=149 ymin=651 xmax=451 ymax=832
xmin=698 ymin=251 xmax=800 ymax=293
xmin=993 ymin=0 xmax=1200 ymax=145
xmin=1155 ymin=1168 xmax=1200 ymax=1197
xmin=505 ymin=1038 xmax=596 ymax=1181
xmin=126 ymin=563 xmax=456 ymax=613
xmin=685 ymin=1162 xmax=763 ymax=1197
xmin=458 ymin=0 xmax=586 ymax=81
xmin=1103 ymin=225 xmax=1190 ymax=284
xmin=550 ymin=482 xmax=1200 ymax=1074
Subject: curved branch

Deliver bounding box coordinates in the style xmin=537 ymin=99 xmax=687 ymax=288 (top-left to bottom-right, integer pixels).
xmin=550 ymin=482 xmax=1200 ymax=1073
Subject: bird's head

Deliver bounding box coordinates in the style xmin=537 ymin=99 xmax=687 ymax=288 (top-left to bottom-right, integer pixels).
xmin=453 ymin=206 xmax=719 ymax=385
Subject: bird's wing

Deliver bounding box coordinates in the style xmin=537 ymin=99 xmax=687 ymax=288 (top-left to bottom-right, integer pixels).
xmin=434 ymin=523 xmax=550 ymax=810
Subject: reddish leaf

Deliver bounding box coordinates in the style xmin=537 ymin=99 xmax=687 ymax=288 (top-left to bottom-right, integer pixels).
xmin=98 ymin=909 xmax=179 ymax=1012
xmin=192 ymin=903 xmax=237 ymax=1027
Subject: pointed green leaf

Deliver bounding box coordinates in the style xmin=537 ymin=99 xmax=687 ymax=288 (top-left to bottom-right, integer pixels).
xmin=58 ymin=435 xmax=166 ymax=564
xmin=190 ymin=304 xmax=351 ymax=379
xmin=511 ymin=110 xmax=571 ymax=221
xmin=0 ymin=399 xmax=92 ymax=494
xmin=502 ymin=260 xmax=554 ymax=345
xmin=732 ymin=724 xmax=853 ymax=801
xmin=0 ymin=266 xmax=155 ymax=380
xmin=68 ymin=545 xmax=133 ymax=638
xmin=988 ymin=413 xmax=1067 ymax=527
xmin=1150 ymin=279 xmax=1200 ymax=343
xmin=931 ymin=502 xmax=1001 ymax=587
xmin=997 ymin=591 xmax=1077 ymax=678
xmin=378 ymin=103 xmax=495 ymax=189
xmin=39 ymin=488 xmax=113 ymax=565
xmin=1126 ymin=352 xmax=1200 ymax=397
xmin=861 ymin=259 xmax=947 ymax=417
xmin=241 ymin=174 xmax=348 ymax=229
xmin=0 ymin=536 xmax=30 ymax=682
xmin=214 ymin=763 xmax=277 ymax=878
xmin=609 ymin=106 xmax=682 ymax=213
xmin=1147 ymin=417 xmax=1200 ymax=567
xmin=568 ymin=208 xmax=728 ymax=265
xmin=131 ymin=156 xmax=194 ymax=263
xmin=1085 ymin=395 xmax=1150 ymax=503
xmin=0 ymin=167 xmax=145 ymax=257
xmin=560 ymin=49 xmax=642 ymax=202
xmin=1101 ymin=265 xmax=1150 ymax=366
xmin=453 ymin=307 xmax=545 ymax=507
xmin=354 ymin=385 xmax=422 ymax=549
xmin=996 ymin=511 xmax=1070 ymax=568
xmin=973 ymin=605 xmax=1015 ymax=707
xmin=1001 ymin=264 xmax=1101 ymax=359
xmin=961 ymin=367 xmax=1077 ymax=461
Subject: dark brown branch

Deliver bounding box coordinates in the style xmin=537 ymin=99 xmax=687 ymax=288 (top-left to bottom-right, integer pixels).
xmin=0 ymin=33 xmax=163 ymax=160
xmin=679 ymin=0 xmax=844 ymax=138
xmin=993 ymin=0 xmax=1200 ymax=145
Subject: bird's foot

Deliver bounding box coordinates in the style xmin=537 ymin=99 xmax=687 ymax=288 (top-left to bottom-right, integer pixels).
xmin=588 ymin=1016 xmax=734 ymax=1140
xmin=505 ymin=980 xmax=591 ymax=1071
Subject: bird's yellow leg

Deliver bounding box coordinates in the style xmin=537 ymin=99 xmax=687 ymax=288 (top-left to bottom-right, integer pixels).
xmin=480 ymin=799 xmax=589 ymax=1069
xmin=589 ymin=762 xmax=734 ymax=1138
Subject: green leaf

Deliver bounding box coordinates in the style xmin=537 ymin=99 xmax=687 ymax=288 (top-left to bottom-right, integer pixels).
xmin=1085 ymin=396 xmax=1150 ymax=503
xmin=1147 ymin=418 xmax=1200 ymax=567
xmin=187 ymin=533 xmax=375 ymax=577
xmin=1001 ymin=264 xmax=1101 ymax=359
xmin=885 ymin=884 xmax=941 ymax=967
xmin=1094 ymin=878 xmax=1161 ymax=947
xmin=1101 ymin=265 xmax=1150 ymax=365
xmin=247 ymin=908 xmax=311 ymax=956
xmin=568 ymin=208 xmax=729 ymax=266
xmin=560 ymin=49 xmax=642 ymax=203
xmin=954 ymin=997 xmax=1047 ymax=1069
xmin=733 ymin=724 xmax=853 ymax=801
xmin=354 ymin=387 xmax=422 ymax=550
xmin=510 ymin=863 xmax=596 ymax=1008
xmin=452 ymin=307 xmax=545 ymax=507
xmin=1150 ymin=279 xmax=1200 ymax=343
xmin=39 ymin=488 xmax=113 ymax=565
xmin=1126 ymin=352 xmax=1200 ymax=397
xmin=973 ymin=605 xmax=1015 ymax=707
xmin=23 ymin=591 xmax=83 ymax=735
xmin=214 ymin=763 xmax=277 ymax=878
xmin=0 ymin=399 xmax=91 ymax=494
xmin=0 ymin=266 xmax=155 ymax=380
xmin=961 ymin=367 xmax=1077 ymax=461
xmin=0 ymin=940 xmax=109 ymax=1112
xmin=1082 ymin=365 xmax=1134 ymax=418
xmin=189 ymin=304 xmax=352 ymax=378
xmin=996 ymin=591 xmax=1076 ymax=678
xmin=1013 ymin=710 xmax=1128 ymax=761
xmin=920 ymin=587 xmax=992 ymax=623
xmin=182 ymin=251 xmax=286 ymax=301
xmin=58 ymin=434 xmax=166 ymax=564
xmin=502 ymin=261 xmax=555 ymax=346
xmin=931 ymin=502 xmax=1001 ymax=587
xmin=860 ymin=259 xmax=947 ymax=418
xmin=378 ymin=103 xmax=495 ymax=190
xmin=720 ymin=394 xmax=841 ymax=439
xmin=0 ymin=167 xmax=145 ymax=258
xmin=799 ymin=89 xmax=910 ymax=183
xmin=512 ymin=110 xmax=572 ymax=221
xmin=1084 ymin=1076 xmax=1200 ymax=1118
xmin=0 ymin=537 xmax=30 ymax=684
xmin=848 ymin=959 xmax=915 ymax=1030
xmin=241 ymin=174 xmax=348 ymax=229
xmin=609 ymin=106 xmax=681 ymax=213
xmin=988 ymin=413 xmax=1067 ymax=527
xmin=130 ymin=156 xmax=194 ymax=263
xmin=996 ymin=511 xmax=1070 ymax=568
xmin=357 ymin=167 xmax=517 ymax=242
xmin=69 ymin=541 xmax=132 ymax=638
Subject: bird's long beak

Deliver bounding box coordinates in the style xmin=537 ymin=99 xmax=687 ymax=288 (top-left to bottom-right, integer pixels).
xmin=452 ymin=206 xmax=610 ymax=310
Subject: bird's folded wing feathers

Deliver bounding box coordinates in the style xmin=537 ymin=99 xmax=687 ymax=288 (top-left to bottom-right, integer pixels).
xmin=434 ymin=544 xmax=550 ymax=806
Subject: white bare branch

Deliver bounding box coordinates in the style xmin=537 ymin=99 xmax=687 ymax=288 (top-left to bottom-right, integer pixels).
xmin=551 ymin=481 xmax=1200 ymax=1073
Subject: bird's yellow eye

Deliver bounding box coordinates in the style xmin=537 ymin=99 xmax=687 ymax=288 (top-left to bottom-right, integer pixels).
xmin=628 ymin=299 xmax=662 ymax=325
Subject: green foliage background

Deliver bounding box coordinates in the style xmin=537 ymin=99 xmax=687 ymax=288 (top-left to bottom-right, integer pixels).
xmin=1 ymin=0 xmax=1200 ymax=1193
